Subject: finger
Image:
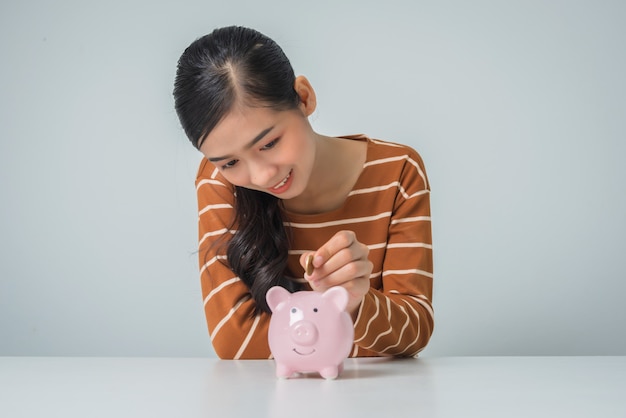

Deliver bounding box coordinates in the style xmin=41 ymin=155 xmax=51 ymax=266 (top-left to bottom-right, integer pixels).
xmin=314 ymin=231 xmax=357 ymax=268
xmin=314 ymin=247 xmax=359 ymax=278
xmin=312 ymin=258 xmax=373 ymax=289
xmin=318 ymin=243 xmax=370 ymax=278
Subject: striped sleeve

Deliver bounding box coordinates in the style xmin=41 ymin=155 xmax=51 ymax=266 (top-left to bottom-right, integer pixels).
xmin=195 ymin=159 xmax=272 ymax=359
xmin=350 ymin=140 xmax=434 ymax=357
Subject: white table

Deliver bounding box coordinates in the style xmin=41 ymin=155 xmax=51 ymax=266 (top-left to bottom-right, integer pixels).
xmin=1 ymin=356 xmax=624 ymax=417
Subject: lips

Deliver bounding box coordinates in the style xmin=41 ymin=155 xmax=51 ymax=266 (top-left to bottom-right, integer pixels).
xmin=272 ymin=170 xmax=292 ymax=190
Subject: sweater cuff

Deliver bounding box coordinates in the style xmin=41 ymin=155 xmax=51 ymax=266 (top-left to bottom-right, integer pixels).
xmin=352 ymin=290 xmax=376 ymax=340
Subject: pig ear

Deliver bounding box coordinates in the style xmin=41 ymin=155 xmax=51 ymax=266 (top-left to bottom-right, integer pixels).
xmin=266 ymin=286 xmax=291 ymax=312
xmin=322 ymin=286 xmax=349 ymax=311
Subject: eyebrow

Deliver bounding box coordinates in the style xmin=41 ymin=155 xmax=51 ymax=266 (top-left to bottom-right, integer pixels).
xmin=207 ymin=126 xmax=275 ymax=162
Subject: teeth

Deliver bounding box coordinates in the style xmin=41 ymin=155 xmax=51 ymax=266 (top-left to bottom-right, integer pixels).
xmin=273 ymin=171 xmax=291 ymax=189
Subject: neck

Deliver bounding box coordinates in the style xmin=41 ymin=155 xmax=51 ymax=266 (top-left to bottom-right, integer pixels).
xmin=285 ymin=135 xmax=366 ymax=214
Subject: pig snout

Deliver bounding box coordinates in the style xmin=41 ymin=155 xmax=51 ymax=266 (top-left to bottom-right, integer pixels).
xmin=290 ymin=321 xmax=318 ymax=346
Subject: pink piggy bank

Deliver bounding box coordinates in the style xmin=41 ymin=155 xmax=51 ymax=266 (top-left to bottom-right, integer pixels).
xmin=266 ymin=286 xmax=354 ymax=379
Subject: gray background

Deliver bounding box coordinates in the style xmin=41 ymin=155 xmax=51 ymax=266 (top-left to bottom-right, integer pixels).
xmin=1 ymin=0 xmax=625 ymax=357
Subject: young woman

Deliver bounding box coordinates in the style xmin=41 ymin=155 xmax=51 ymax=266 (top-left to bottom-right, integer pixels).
xmin=174 ymin=26 xmax=434 ymax=359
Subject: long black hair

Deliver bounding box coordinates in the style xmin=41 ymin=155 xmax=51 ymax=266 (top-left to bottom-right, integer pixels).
xmin=173 ymin=26 xmax=302 ymax=313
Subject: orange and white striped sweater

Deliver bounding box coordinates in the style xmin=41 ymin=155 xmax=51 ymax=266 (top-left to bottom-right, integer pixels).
xmin=195 ymin=135 xmax=434 ymax=359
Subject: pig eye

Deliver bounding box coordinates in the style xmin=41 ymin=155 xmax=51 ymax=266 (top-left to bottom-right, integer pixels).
xmin=289 ymin=307 xmax=303 ymax=326
xmin=313 ymin=308 xmax=318 ymax=313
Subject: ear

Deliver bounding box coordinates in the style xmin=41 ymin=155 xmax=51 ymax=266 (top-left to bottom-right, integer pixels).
xmin=266 ymin=286 xmax=291 ymax=313
xmin=294 ymin=75 xmax=317 ymax=117
xmin=322 ymin=286 xmax=349 ymax=312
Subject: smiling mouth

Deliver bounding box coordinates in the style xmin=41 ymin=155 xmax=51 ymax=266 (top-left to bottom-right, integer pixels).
xmin=272 ymin=170 xmax=292 ymax=190
xmin=293 ymin=348 xmax=315 ymax=356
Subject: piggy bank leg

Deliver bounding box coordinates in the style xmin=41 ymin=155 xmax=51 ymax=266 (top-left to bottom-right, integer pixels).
xmin=319 ymin=365 xmax=340 ymax=380
xmin=275 ymin=363 xmax=295 ymax=379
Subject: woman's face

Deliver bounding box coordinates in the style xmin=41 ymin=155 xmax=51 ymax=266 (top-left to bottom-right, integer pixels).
xmin=199 ymin=106 xmax=316 ymax=200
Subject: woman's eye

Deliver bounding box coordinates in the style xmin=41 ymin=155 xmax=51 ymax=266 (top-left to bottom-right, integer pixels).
xmin=221 ymin=159 xmax=239 ymax=170
xmin=261 ymin=137 xmax=280 ymax=151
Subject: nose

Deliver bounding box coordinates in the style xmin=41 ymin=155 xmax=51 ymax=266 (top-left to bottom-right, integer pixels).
xmin=290 ymin=321 xmax=318 ymax=346
xmin=248 ymin=160 xmax=278 ymax=188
